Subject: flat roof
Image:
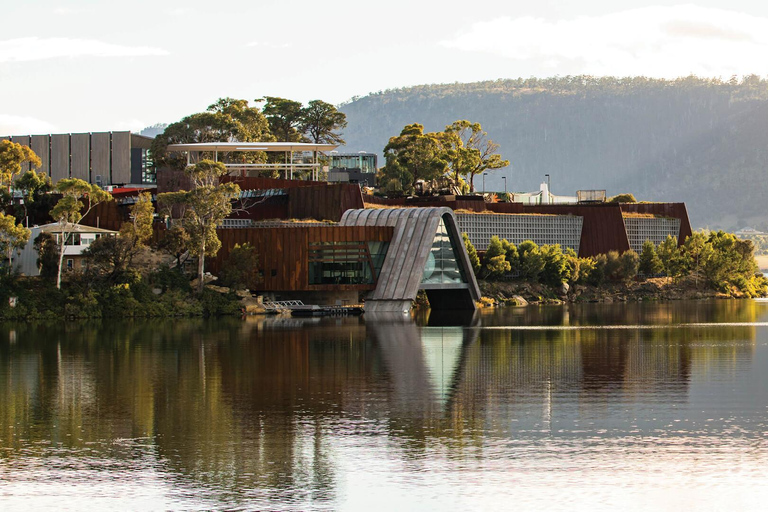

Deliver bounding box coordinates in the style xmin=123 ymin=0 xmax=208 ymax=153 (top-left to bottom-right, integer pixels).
xmin=166 ymin=142 xmax=339 ymax=152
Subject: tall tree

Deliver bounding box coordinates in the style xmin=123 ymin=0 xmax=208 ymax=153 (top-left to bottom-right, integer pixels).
xmin=49 ymin=179 xmax=113 ymax=289
xmin=443 ymin=120 xmax=509 ymax=193
xmin=0 ymin=140 xmax=42 ymax=197
xmin=0 ymin=212 xmax=30 ymax=273
xmin=157 ymin=160 xmax=240 ymax=294
xmin=300 ymin=100 xmax=347 ymax=144
xmin=14 ymin=170 xmax=52 ymax=222
xmin=380 ymin=124 xmax=449 ymax=195
xmin=261 ymin=97 xmax=305 ymax=142
xmin=151 ymin=98 xmax=274 ymax=171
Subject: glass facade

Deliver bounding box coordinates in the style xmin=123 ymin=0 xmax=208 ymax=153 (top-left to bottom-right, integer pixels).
xmin=330 ymin=154 xmax=377 ymax=174
xmin=308 ymin=241 xmax=389 ymax=285
xmin=421 ymin=215 xmax=467 ymax=285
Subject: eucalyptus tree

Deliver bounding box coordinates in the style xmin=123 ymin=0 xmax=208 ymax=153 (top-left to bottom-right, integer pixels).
xmin=157 ymin=160 xmax=240 ymax=294
xmin=443 ymin=120 xmax=509 ymax=193
xmin=49 ymin=179 xmax=113 ymax=289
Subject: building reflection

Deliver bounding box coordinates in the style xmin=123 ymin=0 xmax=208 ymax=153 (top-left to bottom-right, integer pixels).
xmin=0 ymin=299 xmax=765 ymax=504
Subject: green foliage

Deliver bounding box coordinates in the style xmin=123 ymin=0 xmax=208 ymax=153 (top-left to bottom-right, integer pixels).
xmin=261 ymin=96 xmax=305 ymax=142
xmin=587 ymin=255 xmax=607 ymax=286
xmin=218 ymin=243 xmax=260 ymax=290
xmin=518 ymin=240 xmax=544 ymax=281
xmin=540 ymin=244 xmax=569 ymax=287
xmin=638 ymin=240 xmax=664 ymax=275
xmin=300 ymin=99 xmax=348 ymax=145
xmin=443 ymin=120 xmax=509 ymax=192
xmin=462 ymin=233 xmax=480 ymax=275
xmin=34 ymin=233 xmax=58 ymax=281
xmin=0 ymin=212 xmax=30 ymax=273
xmin=380 ymin=123 xmax=449 ymax=195
xmin=482 ymin=236 xmax=508 ymax=278
xmin=157 ymin=160 xmax=240 ymax=293
xmin=501 ymin=239 xmax=518 ymax=271
xmin=0 ymin=140 xmax=41 ymax=194
xmin=564 ymin=248 xmax=581 ymax=284
xmin=49 ymin=178 xmax=114 ymax=289
xmin=14 ymin=170 xmax=52 ymax=222
xmin=618 ymin=250 xmax=640 ymax=282
xmin=151 ymin=98 xmax=274 ymax=171
xmin=657 ymin=235 xmax=685 ymax=279
xmin=608 ymin=193 xmax=637 ymax=203
xmin=702 ymin=231 xmax=763 ymax=295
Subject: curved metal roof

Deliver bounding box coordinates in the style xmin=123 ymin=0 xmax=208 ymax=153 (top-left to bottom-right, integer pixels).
xmin=341 ymin=207 xmax=481 ymax=308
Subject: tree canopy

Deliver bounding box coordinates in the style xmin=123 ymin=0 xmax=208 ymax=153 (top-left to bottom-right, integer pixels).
xmin=157 ymin=160 xmax=240 ymax=293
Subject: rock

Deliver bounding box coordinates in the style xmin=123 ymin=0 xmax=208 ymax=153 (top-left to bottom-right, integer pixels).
xmin=205 ymin=285 xmax=231 ymax=294
xmin=235 ymin=289 xmax=251 ymax=298
xmin=559 ymin=282 xmax=570 ymax=296
xmin=152 ymin=287 xmax=163 ymax=295
xmin=510 ymin=294 xmax=528 ymax=306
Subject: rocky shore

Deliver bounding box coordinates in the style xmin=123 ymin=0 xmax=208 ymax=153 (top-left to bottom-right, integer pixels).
xmin=479 ymin=276 xmax=737 ymax=306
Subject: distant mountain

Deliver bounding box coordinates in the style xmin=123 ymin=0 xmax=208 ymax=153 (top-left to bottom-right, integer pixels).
xmin=139 ymin=123 xmax=168 ymax=139
xmin=338 ymin=76 xmax=768 ymax=230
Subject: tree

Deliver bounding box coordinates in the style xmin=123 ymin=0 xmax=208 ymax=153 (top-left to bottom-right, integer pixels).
xmin=380 ymin=124 xmax=449 ymax=195
xmin=702 ymin=231 xmax=761 ymax=293
xmin=0 ymin=212 xmax=30 ymax=273
xmin=540 ymin=244 xmax=569 ymax=287
xmin=443 ymin=120 xmax=509 ymax=192
xmin=218 ymin=243 xmax=261 ymax=290
xmin=638 ymin=240 xmax=664 ymax=276
xmin=0 ymin=140 xmax=42 ymax=197
xmin=84 ymin=192 xmax=155 ymax=282
xmin=151 ymin=98 xmax=274 ymax=172
xmin=300 ymin=100 xmax=347 ymax=144
xmin=14 ymin=170 xmax=52 ymax=222
xmin=482 ymin=235 xmax=510 ymax=278
xmin=681 ymin=231 xmax=713 ymax=287
xmin=34 ymin=232 xmax=58 ymax=281
xmin=49 ymin=179 xmax=113 ymax=289
xmin=501 ymin=239 xmax=519 ymax=273
xmin=518 ymin=240 xmax=545 ymax=281
xmin=261 ymin=96 xmax=305 ymax=142
xmin=618 ymin=250 xmax=639 ymax=282
xmin=157 ymin=160 xmax=240 ymax=294
xmin=462 ymin=233 xmax=480 ymax=275
xmin=657 ymin=235 xmax=685 ymax=278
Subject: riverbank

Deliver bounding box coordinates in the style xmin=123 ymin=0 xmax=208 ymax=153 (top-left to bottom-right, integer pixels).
xmin=479 ymin=276 xmax=738 ymax=306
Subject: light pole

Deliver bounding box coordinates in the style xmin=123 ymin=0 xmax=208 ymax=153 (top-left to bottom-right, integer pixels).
xmin=483 ymin=172 xmax=488 ymax=194
xmin=545 ymin=173 xmax=550 ymax=203
xmin=502 ymin=176 xmax=507 ymax=196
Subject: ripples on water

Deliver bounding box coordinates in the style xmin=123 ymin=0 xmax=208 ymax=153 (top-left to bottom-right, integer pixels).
xmin=1 ymin=300 xmax=768 ymax=511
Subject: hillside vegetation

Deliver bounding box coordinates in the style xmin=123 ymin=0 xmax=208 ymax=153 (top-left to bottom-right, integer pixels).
xmin=339 ymin=76 xmax=768 ymax=229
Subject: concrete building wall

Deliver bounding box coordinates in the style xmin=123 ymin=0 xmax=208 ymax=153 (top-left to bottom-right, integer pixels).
xmin=30 ymin=135 xmax=50 ymax=176
xmin=90 ymin=132 xmax=111 ymax=185
xmin=10 ymin=136 xmax=31 ymax=172
xmin=111 ymin=131 xmax=131 ymax=184
xmin=624 ymin=217 xmax=681 ymax=252
xmin=457 ymin=213 xmax=584 ymax=252
xmin=50 ymin=134 xmax=70 ymax=182
xmin=70 ymin=133 xmax=90 ymax=181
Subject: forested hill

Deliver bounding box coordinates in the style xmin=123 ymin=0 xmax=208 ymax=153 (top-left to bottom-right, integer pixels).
xmin=338 ymin=76 xmax=768 ymax=230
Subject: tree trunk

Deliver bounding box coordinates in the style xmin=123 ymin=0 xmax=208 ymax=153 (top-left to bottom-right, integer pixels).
xmin=56 ymin=232 xmax=67 ymax=290
xmin=197 ymin=239 xmax=205 ymax=294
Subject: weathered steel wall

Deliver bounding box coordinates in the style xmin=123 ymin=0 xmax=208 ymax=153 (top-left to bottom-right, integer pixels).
xmin=208 ymin=225 xmax=393 ymax=292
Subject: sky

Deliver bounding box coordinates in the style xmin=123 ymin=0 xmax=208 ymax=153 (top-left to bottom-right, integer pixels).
xmin=3 ymin=0 xmax=768 ymax=136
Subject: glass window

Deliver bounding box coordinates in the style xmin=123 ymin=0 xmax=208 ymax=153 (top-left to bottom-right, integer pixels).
xmin=308 ymin=241 xmax=389 ymax=285
xmin=421 ymin=215 xmax=468 ymax=285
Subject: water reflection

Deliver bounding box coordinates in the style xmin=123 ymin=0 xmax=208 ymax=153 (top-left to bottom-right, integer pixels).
xmin=1 ymin=300 xmax=768 ymax=510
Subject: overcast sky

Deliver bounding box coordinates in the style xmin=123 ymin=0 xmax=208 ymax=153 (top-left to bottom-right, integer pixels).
xmin=3 ymin=1 xmax=768 ymax=135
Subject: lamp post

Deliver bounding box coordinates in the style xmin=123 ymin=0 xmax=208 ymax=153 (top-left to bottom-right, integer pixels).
xmin=502 ymin=176 xmax=507 ymax=196
xmin=545 ymin=173 xmax=550 ymax=204
xmin=483 ymin=172 xmax=488 ymax=194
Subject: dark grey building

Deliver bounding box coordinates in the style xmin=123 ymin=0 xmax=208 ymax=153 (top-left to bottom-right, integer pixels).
xmin=1 ymin=131 xmax=154 ymax=186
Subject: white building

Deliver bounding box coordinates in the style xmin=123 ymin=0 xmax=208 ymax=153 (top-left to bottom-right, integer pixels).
xmin=15 ymin=223 xmax=119 ymax=276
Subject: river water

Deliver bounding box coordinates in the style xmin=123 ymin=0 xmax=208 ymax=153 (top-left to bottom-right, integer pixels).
xmin=2 ymin=300 xmax=768 ymax=511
